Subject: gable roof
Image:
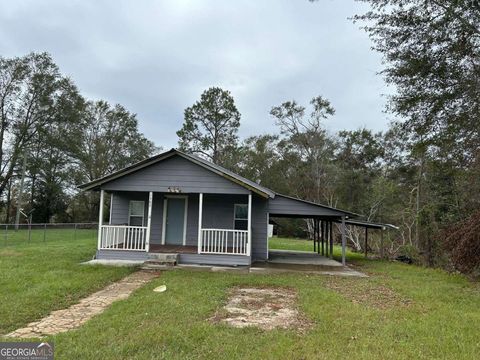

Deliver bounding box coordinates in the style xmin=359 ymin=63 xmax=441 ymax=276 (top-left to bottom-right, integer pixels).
xmin=78 ymin=148 xmax=275 ymax=198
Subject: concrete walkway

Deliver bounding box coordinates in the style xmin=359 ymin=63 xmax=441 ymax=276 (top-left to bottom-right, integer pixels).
xmin=6 ymin=271 xmax=158 ymax=338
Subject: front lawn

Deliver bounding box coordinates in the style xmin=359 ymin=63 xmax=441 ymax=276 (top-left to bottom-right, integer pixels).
xmin=1 ymin=234 xmax=479 ymax=359
xmin=52 ymin=263 xmax=480 ymax=359
xmin=0 ymin=229 xmax=133 ymax=334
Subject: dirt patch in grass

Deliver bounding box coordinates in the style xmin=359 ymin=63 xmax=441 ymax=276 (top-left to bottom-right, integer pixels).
xmin=325 ymin=278 xmax=413 ymax=310
xmin=0 ymin=249 xmax=23 ymax=257
xmin=211 ymin=286 xmax=311 ymax=331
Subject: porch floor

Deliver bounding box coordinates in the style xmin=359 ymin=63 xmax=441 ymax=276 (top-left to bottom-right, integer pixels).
xmin=149 ymin=244 xmax=197 ymax=254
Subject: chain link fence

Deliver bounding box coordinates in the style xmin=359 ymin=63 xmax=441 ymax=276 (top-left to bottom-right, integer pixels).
xmin=0 ymin=223 xmax=98 ymax=246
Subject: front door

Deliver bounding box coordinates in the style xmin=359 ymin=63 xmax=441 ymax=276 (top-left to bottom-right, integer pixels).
xmin=164 ymin=197 xmax=187 ymax=245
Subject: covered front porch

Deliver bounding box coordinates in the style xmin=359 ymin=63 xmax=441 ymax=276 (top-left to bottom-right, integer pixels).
xmin=96 ymin=190 xmax=253 ymax=261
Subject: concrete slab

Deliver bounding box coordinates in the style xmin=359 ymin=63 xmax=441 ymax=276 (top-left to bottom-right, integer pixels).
xmin=248 ymin=250 xmax=368 ymax=277
xmin=177 ymin=260 xmax=366 ymax=277
xmin=249 ymin=265 xmax=367 ymax=277
xmin=82 ymin=259 xmax=144 ymax=267
xmin=268 ymin=249 xmax=343 ymax=267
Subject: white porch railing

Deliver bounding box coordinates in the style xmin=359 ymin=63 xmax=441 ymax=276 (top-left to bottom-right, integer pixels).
xmin=100 ymin=225 xmax=148 ymax=251
xmin=200 ymin=228 xmax=248 ymax=255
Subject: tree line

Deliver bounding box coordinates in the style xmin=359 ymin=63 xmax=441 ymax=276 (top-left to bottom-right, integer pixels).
xmin=0 ymin=53 xmax=156 ymax=224
xmin=177 ymin=0 xmax=480 ymax=273
xmin=1 ymin=0 xmax=478 ymax=273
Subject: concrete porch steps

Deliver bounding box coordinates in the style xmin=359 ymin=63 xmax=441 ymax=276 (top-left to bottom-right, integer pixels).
xmin=141 ymin=253 xmax=179 ymax=271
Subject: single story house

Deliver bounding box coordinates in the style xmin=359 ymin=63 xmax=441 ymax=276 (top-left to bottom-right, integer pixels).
xmin=79 ymin=148 xmax=379 ymax=266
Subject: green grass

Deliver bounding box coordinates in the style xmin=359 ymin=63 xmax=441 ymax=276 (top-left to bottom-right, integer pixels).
xmin=269 ymin=236 xmax=365 ymax=261
xmin=1 ymin=233 xmax=480 ymax=359
xmin=0 ymin=229 xmax=133 ymax=334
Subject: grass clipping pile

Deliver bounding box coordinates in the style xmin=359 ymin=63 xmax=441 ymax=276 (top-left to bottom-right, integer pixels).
xmin=211 ymin=287 xmax=310 ymax=331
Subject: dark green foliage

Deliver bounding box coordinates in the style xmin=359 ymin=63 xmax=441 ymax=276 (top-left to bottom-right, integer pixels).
xmin=354 ymin=0 xmax=480 ymax=166
xmin=177 ymin=87 xmax=241 ymax=165
xmin=67 ymin=101 xmax=156 ymax=221
xmin=343 ymin=0 xmax=480 ymax=268
xmin=0 ymin=53 xmax=156 ymax=223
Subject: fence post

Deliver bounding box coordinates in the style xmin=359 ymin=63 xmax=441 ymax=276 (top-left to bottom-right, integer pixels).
xmin=74 ymin=223 xmax=77 ymax=240
xmin=43 ymin=223 xmax=47 ymax=242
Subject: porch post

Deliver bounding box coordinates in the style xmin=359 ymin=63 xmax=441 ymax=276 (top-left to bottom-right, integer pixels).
xmin=97 ymin=189 xmax=104 ymax=250
xmin=197 ymin=193 xmax=203 ymax=254
xmin=247 ymin=193 xmax=252 ymax=257
xmin=341 ymin=216 xmax=346 ymax=266
xmin=145 ymin=191 xmax=153 ymax=252
xmin=109 ymin=193 xmax=113 ymax=224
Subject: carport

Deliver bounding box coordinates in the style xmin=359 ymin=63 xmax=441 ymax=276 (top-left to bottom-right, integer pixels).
xmin=267 ymin=194 xmax=389 ymax=265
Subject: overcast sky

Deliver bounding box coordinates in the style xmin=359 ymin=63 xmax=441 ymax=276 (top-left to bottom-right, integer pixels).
xmin=0 ymin=0 xmax=390 ymax=148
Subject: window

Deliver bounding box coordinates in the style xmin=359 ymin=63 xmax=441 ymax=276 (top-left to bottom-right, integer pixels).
xmin=234 ymin=204 xmax=248 ymax=230
xmin=129 ymin=201 xmax=145 ymax=226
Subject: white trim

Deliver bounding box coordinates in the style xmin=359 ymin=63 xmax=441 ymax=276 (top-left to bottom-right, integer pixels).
xmin=266 ymin=212 xmax=270 ymax=260
xmin=162 ymin=198 xmax=167 ymax=245
xmin=128 ymin=200 xmax=145 ymax=226
xmin=97 ymin=189 xmax=104 ymax=250
xmin=247 ymin=193 xmax=252 ymax=257
xmin=100 ymin=225 xmax=148 ymax=251
xmin=145 ymin=192 xmax=153 ymax=252
xmin=199 ymin=228 xmax=249 ymax=255
xmin=162 ymin=195 xmax=188 ymax=246
xmin=197 ymin=193 xmax=203 ymax=254
xmin=109 ymin=193 xmax=113 ymax=225
xmin=341 ymin=215 xmax=346 ymax=266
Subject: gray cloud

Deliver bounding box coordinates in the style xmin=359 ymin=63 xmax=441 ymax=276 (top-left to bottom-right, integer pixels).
xmin=0 ymin=0 xmax=390 ymax=148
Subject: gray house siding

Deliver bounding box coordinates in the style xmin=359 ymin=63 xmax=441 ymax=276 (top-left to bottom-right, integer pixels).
xmin=201 ymin=194 xmax=249 ymax=229
xmin=110 ymin=191 xmax=149 ymax=226
xmin=98 ymin=154 xmax=271 ymax=266
xmin=96 ymin=249 xmax=149 ymax=261
xmin=268 ymin=195 xmax=344 ymax=217
xmin=102 ymin=155 xmax=249 ymax=194
xmin=95 ymin=250 xmax=249 ymax=266
xmin=106 ymin=191 xmax=267 ymax=255
xmin=178 ymin=254 xmax=250 ymax=266
xmin=251 ymin=195 xmax=269 ymax=261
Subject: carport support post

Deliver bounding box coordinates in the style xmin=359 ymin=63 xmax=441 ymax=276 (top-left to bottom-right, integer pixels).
xmin=341 ymin=216 xmax=346 ymax=266
xmin=97 ymin=189 xmax=104 ymax=250
xmin=313 ymin=219 xmax=316 ymax=253
xmin=329 ymin=221 xmax=333 ymax=258
xmin=325 ymin=221 xmax=329 ymax=257
xmin=321 ymin=221 xmax=325 ymax=256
